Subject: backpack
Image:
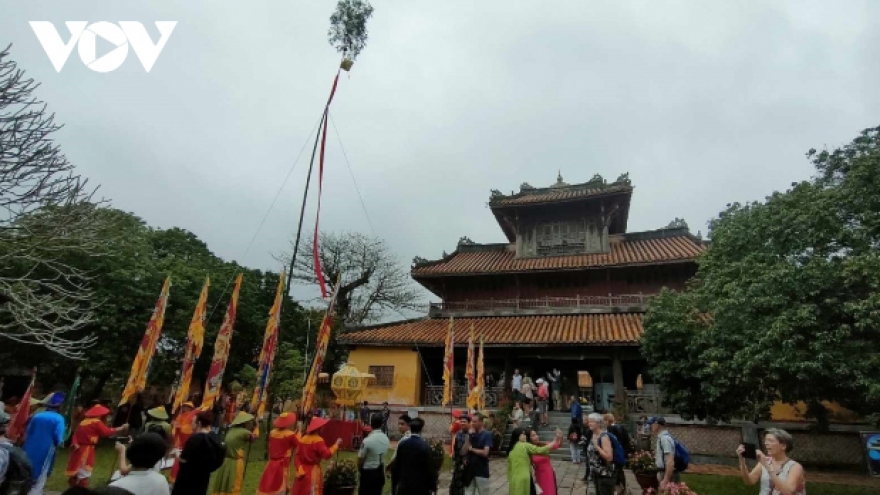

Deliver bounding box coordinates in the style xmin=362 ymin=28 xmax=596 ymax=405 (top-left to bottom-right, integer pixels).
xmin=673 ymin=438 xmax=690 ymax=472
xmin=0 ymin=443 xmax=33 ymax=495
xmin=538 ymin=385 xmax=548 ymax=400
xmin=660 ymin=433 xmax=690 ymax=472
xmin=600 ymin=432 xmax=627 ymax=469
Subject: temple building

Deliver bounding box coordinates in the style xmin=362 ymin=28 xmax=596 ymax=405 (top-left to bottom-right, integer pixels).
xmin=340 ymin=173 xmax=706 ymax=413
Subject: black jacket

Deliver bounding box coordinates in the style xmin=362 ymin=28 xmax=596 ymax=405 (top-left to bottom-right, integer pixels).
xmin=390 ymin=435 xmax=438 ymax=495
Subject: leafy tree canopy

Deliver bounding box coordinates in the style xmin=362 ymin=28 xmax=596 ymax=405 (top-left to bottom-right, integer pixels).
xmin=642 ymin=125 xmax=880 ymax=427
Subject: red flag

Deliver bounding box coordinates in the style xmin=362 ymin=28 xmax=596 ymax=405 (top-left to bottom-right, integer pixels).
xmin=7 ymin=369 xmax=36 ymax=442
xmin=312 ymin=71 xmax=341 ymax=299
xmin=119 ymin=277 xmax=172 ymax=406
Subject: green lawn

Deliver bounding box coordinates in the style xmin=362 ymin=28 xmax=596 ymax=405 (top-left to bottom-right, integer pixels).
xmin=45 ymin=441 xmax=448 ymax=495
xmin=681 ymin=473 xmax=877 ymax=495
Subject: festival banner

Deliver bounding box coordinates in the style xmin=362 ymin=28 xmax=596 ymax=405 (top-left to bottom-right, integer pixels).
xmin=467 ymin=325 xmax=475 ymax=392
xmin=301 ymin=277 xmax=342 ymax=413
xmin=249 ymin=272 xmax=284 ymax=436
xmin=7 ymin=368 xmax=35 ymax=442
xmin=442 ymin=317 xmax=454 ymax=407
xmin=173 ymin=277 xmax=209 ymax=413
xmin=63 ymin=368 xmax=81 ymax=441
xmin=119 ymin=277 xmax=172 ymax=406
xmin=477 ymin=335 xmax=485 ymax=410
xmin=201 ymin=274 xmax=243 ymax=411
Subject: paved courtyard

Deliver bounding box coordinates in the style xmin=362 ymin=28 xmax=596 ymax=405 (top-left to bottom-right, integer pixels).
xmin=438 ymin=458 xmax=641 ymax=495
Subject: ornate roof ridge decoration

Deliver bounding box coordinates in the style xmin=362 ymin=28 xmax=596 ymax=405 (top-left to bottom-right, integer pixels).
xmin=489 ymin=172 xmax=632 ymax=205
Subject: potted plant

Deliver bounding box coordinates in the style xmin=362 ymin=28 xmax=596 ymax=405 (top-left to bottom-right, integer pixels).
xmin=323 ymin=459 xmax=358 ymax=495
xmin=428 ymin=437 xmax=446 ymax=471
xmin=629 ymin=450 xmax=659 ymax=494
xmin=646 ymin=482 xmax=701 ymax=495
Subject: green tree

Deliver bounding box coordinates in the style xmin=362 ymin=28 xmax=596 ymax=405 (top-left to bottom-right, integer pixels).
xmin=642 ymin=125 xmax=880 ymax=427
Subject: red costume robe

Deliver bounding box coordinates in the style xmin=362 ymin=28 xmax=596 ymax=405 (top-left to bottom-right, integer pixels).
xmin=170 ymin=410 xmax=197 ymax=483
xmin=290 ymin=433 xmax=337 ymax=495
xmin=65 ymin=418 xmax=115 ymax=486
xmin=256 ymin=430 xmax=300 ymax=495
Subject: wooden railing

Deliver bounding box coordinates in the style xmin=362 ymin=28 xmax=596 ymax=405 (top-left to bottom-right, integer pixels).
xmin=423 ymin=386 xmax=505 ymax=407
xmin=429 ymin=294 xmax=650 ymax=314
xmin=626 ymin=392 xmax=666 ymax=414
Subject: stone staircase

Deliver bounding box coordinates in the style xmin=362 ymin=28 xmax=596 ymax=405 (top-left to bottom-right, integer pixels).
xmin=501 ymin=411 xmax=581 ymax=461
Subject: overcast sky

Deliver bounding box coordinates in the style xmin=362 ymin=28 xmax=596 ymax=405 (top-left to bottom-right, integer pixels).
xmin=3 ymin=1 xmax=879 ymax=313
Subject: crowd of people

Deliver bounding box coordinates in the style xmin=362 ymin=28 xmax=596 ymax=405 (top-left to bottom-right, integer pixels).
xmin=0 ymin=378 xmax=810 ymax=495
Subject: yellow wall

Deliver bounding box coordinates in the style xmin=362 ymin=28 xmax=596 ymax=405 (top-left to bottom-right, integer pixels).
xmin=347 ymin=347 xmax=422 ymax=406
xmin=770 ymin=400 xmax=861 ymax=423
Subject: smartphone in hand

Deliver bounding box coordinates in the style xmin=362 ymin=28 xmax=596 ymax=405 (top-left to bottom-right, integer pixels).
xmin=742 ymin=442 xmax=757 ymax=460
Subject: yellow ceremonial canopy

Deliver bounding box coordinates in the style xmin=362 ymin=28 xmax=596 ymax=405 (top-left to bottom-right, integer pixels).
xmin=331 ymin=362 xmax=375 ymax=406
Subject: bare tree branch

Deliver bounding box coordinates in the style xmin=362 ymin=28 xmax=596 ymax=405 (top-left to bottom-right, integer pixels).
xmin=277 ymin=231 xmax=422 ymax=325
xmin=0 ymin=44 xmax=106 ymax=358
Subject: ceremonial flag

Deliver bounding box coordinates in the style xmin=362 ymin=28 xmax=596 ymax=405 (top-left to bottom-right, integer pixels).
xmin=312 ymin=72 xmax=341 ymax=299
xmin=477 ymin=335 xmax=485 ymax=410
xmin=249 ymin=272 xmax=284 ymax=436
xmin=119 ymin=277 xmax=171 ymax=406
xmin=301 ymin=276 xmax=342 ymax=413
xmin=442 ymin=317 xmax=454 ymax=407
xmin=201 ymin=274 xmax=243 ymax=411
xmin=7 ymin=368 xmax=35 ymax=442
xmin=173 ymin=277 xmax=209 ymax=413
xmin=63 ymin=369 xmax=81 ymax=441
xmin=466 ymin=324 xmax=476 ymax=393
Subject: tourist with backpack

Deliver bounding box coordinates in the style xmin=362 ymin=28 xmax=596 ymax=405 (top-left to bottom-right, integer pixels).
xmin=1 ymin=411 xmax=33 ymax=495
xmin=586 ymin=413 xmax=626 ymax=495
xmin=604 ymin=414 xmax=632 ymax=495
xmin=648 ymin=416 xmax=689 ymax=488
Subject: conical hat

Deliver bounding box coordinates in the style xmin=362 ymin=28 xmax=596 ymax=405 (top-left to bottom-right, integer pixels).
xmin=273 ymin=412 xmax=297 ymax=429
xmin=147 ymin=407 xmax=169 ymax=420
xmin=306 ymin=416 xmax=330 ymax=433
xmin=230 ymin=411 xmax=254 ymax=427
xmin=84 ymin=405 xmax=110 ymax=418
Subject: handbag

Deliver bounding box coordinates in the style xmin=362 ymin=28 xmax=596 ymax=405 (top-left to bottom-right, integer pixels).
xmin=530 ymin=465 xmax=543 ymax=495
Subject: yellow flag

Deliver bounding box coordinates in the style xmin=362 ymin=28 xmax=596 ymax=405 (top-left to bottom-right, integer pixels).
xmin=201 ymin=274 xmax=243 ymax=411
xmin=442 ymin=317 xmax=454 ymax=407
xmin=173 ymin=277 xmax=209 ymax=413
xmin=120 ymin=277 xmax=171 ymax=406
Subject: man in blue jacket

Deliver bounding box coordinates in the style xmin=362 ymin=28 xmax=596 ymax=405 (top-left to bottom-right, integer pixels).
xmin=23 ymin=392 xmax=66 ymax=495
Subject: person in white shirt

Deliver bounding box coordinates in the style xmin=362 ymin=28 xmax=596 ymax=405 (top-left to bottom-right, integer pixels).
xmin=358 ymin=414 xmax=390 ymax=495
xmin=110 ymin=432 xmax=171 ymax=495
xmin=511 ymin=369 xmax=523 ymax=402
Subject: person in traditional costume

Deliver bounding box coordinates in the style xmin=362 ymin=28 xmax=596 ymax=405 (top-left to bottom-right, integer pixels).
xmin=23 ymin=392 xmax=67 ymax=495
xmin=256 ymin=412 xmax=300 ymax=495
xmin=169 ymin=402 xmax=197 ymax=484
xmin=66 ymin=404 xmax=128 ymax=488
xmin=291 ymin=417 xmax=342 ymax=495
xmin=209 ymin=411 xmax=256 ymax=495
xmin=144 ymin=407 xmax=172 ymax=436
xmin=171 ymin=411 xmax=225 ymax=495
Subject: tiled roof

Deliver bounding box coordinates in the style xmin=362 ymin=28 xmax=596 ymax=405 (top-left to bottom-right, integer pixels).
xmin=340 ymin=313 xmax=644 ymax=347
xmin=490 ymin=183 xmax=632 ymax=207
xmin=413 ymin=234 xmax=704 ymax=277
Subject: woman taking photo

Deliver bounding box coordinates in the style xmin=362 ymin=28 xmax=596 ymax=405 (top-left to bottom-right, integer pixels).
xmin=506 ymin=427 xmax=562 ymax=495
xmin=736 ymin=429 xmax=806 ymax=495
xmin=529 ymin=429 xmax=560 ymax=495
xmin=585 ymin=413 xmax=616 ymax=495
